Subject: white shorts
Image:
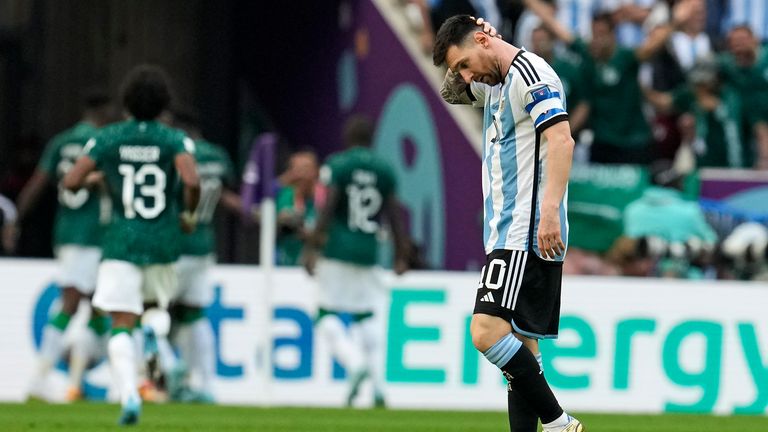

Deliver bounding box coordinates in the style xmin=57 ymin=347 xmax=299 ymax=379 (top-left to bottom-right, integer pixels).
xmin=54 ymin=245 xmax=102 ymax=294
xmin=92 ymin=260 xmax=179 ymax=315
xmin=175 ymin=254 xmax=215 ymax=307
xmin=315 ymin=258 xmax=384 ymax=313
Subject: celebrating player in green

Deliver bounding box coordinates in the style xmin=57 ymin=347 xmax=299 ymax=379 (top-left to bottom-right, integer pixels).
xmin=64 ymin=65 xmax=199 ymax=425
xmin=17 ymin=90 xmax=112 ymax=401
xmin=171 ymin=109 xmax=240 ymax=402
xmin=304 ymin=115 xmax=409 ymax=407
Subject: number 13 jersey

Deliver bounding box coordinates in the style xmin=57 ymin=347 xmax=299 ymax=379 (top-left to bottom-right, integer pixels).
xmin=84 ymin=119 xmax=195 ymax=265
xmin=319 ymin=146 xmax=397 ymax=266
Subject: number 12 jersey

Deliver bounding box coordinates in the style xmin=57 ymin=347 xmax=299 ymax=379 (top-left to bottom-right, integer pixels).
xmin=319 ymin=146 xmax=396 ymax=266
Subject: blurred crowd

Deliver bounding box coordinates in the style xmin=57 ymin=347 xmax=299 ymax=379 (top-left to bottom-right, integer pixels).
xmin=409 ymin=0 xmax=768 ymax=170
xmin=4 ymin=0 xmax=768 ymax=282
xmin=403 ymin=0 xmax=768 ymax=280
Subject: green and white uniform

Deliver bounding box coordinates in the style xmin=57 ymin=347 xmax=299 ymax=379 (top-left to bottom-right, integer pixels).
xmin=86 ymin=119 xmax=194 ymax=314
xmin=316 ymin=146 xmax=397 ymax=314
xmin=37 ymin=122 xmax=103 ymax=293
xmin=176 ymin=139 xmax=235 ymax=307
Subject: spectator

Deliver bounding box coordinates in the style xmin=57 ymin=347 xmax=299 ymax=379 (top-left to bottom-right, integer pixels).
xmin=645 ymin=58 xmax=767 ymax=168
xmin=718 ymin=25 xmax=768 ymax=168
xmin=647 ymin=0 xmax=712 ymax=161
xmin=514 ymin=0 xmax=599 ymax=52
xmin=275 ymin=150 xmax=320 ymax=266
xmin=526 ymin=0 xmax=696 ymax=164
xmin=605 ymin=0 xmax=656 ymax=48
xmin=529 ymin=24 xmax=590 ymax=133
xmin=722 ymin=1 xmax=768 ymax=44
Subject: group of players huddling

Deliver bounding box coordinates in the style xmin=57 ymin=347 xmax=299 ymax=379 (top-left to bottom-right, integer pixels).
xmin=17 ymin=63 xmax=408 ymax=426
xmin=19 ymin=65 xmax=237 ymax=424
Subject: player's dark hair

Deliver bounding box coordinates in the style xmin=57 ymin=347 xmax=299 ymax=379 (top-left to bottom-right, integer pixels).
xmin=433 ymin=15 xmax=480 ymax=66
xmin=592 ymin=12 xmax=615 ymax=31
xmin=343 ymin=114 xmax=374 ymax=148
xmin=120 ymin=64 xmax=172 ymax=120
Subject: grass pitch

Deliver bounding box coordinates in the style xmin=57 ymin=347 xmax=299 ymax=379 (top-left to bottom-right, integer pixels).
xmin=0 ymin=403 xmax=766 ymax=431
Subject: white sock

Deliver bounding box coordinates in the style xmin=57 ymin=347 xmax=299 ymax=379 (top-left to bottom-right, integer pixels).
xmin=189 ymin=319 xmax=216 ymax=394
xmin=156 ymin=336 xmax=177 ymax=374
xmin=68 ymin=328 xmax=99 ymax=389
xmin=38 ymin=326 xmax=66 ymax=374
xmin=109 ymin=332 xmax=140 ymax=406
xmin=358 ymin=318 xmax=385 ymax=398
xmin=542 ymin=412 xmax=571 ymax=431
xmin=317 ymin=315 xmax=365 ymax=374
xmin=175 ymin=324 xmax=193 ymax=366
xmin=132 ymin=328 xmax=147 ymax=381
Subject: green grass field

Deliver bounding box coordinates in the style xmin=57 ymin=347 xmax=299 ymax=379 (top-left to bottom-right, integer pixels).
xmin=1 ymin=403 xmax=767 ymax=431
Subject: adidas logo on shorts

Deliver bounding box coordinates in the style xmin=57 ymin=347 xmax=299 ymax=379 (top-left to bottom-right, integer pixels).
xmin=480 ymin=292 xmax=495 ymax=302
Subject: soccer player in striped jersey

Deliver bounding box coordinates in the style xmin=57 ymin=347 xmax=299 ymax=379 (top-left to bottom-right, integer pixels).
xmin=433 ymin=16 xmax=582 ymax=432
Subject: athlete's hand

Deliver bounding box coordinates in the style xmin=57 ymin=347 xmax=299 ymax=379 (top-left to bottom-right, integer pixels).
xmin=537 ymin=206 xmax=565 ymax=260
xmin=473 ymin=17 xmax=502 ymax=39
xmin=84 ymin=171 xmax=105 ymax=189
xmin=671 ymin=0 xmax=696 ymax=29
xmin=179 ymin=210 xmax=197 ymax=234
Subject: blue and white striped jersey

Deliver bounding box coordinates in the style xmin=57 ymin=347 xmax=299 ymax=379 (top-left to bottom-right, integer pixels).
xmin=725 ymin=0 xmax=768 ymax=43
xmin=602 ymin=0 xmax=656 ymax=47
xmin=468 ymin=51 xmax=570 ymax=261
xmin=557 ymin=0 xmax=602 ymax=42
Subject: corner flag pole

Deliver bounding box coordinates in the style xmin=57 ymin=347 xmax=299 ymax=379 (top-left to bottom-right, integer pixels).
xmin=240 ymin=133 xmax=276 ymax=405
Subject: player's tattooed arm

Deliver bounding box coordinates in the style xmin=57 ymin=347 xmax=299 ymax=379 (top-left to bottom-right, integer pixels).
xmin=440 ymin=69 xmax=473 ymax=105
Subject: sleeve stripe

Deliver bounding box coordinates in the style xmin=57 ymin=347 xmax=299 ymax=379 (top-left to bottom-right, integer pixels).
xmin=535 ymin=108 xmax=567 ymax=127
xmin=513 ymin=55 xmax=539 ymax=86
xmin=536 ymin=113 xmax=569 ymax=133
xmin=519 ymin=54 xmax=541 ymax=82
xmin=512 ymin=63 xmax=532 ymax=86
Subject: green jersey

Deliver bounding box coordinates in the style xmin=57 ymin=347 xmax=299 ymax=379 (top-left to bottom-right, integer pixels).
xmin=573 ymin=40 xmax=651 ymax=148
xmin=276 ymin=186 xmax=316 ymax=266
xmin=85 ymin=119 xmax=194 ymax=265
xmin=180 ymin=139 xmax=235 ymax=256
xmin=673 ymin=86 xmax=752 ymax=168
xmin=37 ymin=122 xmax=103 ymax=247
xmin=718 ymin=46 xmax=768 ymax=123
xmin=320 ymin=147 xmax=396 ymax=266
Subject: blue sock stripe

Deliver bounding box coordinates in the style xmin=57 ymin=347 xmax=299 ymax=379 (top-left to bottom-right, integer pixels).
xmin=482 ymin=333 xmax=522 ymax=368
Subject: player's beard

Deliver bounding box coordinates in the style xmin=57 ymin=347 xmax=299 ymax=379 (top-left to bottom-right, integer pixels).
xmin=486 ymin=67 xmax=502 ymax=85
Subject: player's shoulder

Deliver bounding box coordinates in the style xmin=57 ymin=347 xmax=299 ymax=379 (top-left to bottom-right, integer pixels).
xmin=324 ymin=149 xmax=347 ymax=168
xmin=48 ymin=122 xmax=91 ymax=147
xmin=511 ymin=51 xmax=559 ymax=88
xmin=94 ymin=120 xmax=131 ymax=139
